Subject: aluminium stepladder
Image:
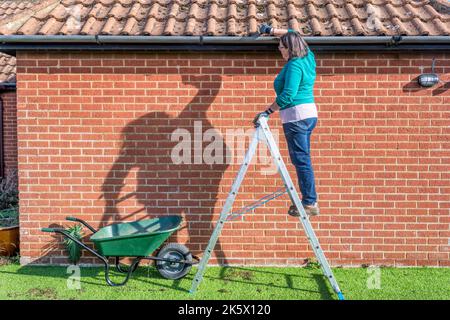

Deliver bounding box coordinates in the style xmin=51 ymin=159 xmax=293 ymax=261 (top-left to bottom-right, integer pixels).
xmin=189 ymin=115 xmax=345 ymax=300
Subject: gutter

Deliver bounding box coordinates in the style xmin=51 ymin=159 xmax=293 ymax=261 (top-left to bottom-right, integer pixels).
xmin=0 ymin=35 xmax=449 ymax=52
xmin=0 ymin=82 xmax=16 ymax=91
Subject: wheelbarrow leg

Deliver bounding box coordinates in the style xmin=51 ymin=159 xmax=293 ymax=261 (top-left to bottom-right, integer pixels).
xmin=115 ymin=257 xmax=139 ymax=274
xmin=105 ymin=257 xmax=142 ymax=287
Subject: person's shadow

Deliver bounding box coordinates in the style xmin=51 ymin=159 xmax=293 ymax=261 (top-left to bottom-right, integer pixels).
xmin=98 ymin=74 xmax=230 ymax=267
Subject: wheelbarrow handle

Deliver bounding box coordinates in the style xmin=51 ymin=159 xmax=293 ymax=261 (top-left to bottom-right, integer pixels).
xmin=41 ymin=227 xmax=65 ymax=233
xmin=65 ymin=216 xmax=98 ymax=233
xmin=41 ymin=226 xmax=139 ymax=287
xmin=41 ymin=227 xmax=108 ymax=265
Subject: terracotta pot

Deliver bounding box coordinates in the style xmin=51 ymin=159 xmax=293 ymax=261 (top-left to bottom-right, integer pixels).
xmin=0 ymin=226 xmax=19 ymax=256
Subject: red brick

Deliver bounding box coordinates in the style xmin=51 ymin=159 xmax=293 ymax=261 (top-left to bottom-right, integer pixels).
xmin=10 ymin=51 xmax=450 ymax=267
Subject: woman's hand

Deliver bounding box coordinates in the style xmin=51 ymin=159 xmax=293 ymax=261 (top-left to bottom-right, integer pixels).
xmin=253 ymin=104 xmax=279 ymax=127
xmin=258 ymin=24 xmax=291 ymax=37
xmin=258 ymin=24 xmax=273 ymax=35
xmin=253 ymin=111 xmax=270 ymax=127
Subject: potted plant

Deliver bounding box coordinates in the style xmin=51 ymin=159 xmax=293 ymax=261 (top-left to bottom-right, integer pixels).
xmin=63 ymin=224 xmax=84 ymax=264
xmin=0 ymin=169 xmax=19 ymax=257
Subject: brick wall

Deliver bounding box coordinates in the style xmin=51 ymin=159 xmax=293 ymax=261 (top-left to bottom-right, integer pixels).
xmin=0 ymin=90 xmax=17 ymax=179
xmin=16 ymin=50 xmax=450 ymax=267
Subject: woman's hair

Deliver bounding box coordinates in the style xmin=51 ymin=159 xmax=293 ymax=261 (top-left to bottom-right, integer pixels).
xmin=279 ymin=31 xmax=310 ymax=60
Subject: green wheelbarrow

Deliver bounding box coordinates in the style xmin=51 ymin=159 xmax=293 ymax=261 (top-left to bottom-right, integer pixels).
xmin=41 ymin=215 xmax=199 ymax=286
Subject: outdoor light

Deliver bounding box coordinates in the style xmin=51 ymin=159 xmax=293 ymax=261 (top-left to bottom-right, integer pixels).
xmin=418 ymin=58 xmax=439 ymax=87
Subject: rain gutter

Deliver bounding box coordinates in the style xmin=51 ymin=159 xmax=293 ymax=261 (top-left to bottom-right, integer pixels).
xmin=0 ymin=35 xmax=449 ymax=53
xmin=0 ymin=82 xmax=16 ymax=91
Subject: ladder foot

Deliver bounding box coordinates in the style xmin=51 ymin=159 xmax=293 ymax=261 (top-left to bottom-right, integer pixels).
xmin=337 ymin=292 xmax=345 ymax=300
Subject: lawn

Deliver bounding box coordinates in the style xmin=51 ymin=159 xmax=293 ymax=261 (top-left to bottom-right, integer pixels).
xmin=0 ymin=260 xmax=449 ymax=300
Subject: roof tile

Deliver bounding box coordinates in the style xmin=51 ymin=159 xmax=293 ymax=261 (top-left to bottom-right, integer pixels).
xmin=0 ymin=0 xmax=449 ymax=37
xmin=0 ymin=0 xmax=32 ymax=20
xmin=0 ymin=0 xmax=60 ymax=30
xmin=0 ymin=53 xmax=16 ymax=83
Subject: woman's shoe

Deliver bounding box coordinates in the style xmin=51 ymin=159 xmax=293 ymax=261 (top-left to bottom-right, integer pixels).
xmin=304 ymin=203 xmax=320 ymax=216
xmin=288 ymin=203 xmax=320 ymax=217
xmin=288 ymin=204 xmax=300 ymax=217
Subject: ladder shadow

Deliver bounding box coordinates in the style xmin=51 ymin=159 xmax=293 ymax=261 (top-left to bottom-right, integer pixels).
xmin=204 ymin=274 xmax=323 ymax=295
xmin=130 ymin=266 xmax=329 ymax=296
xmin=312 ymin=274 xmax=334 ymax=300
xmin=230 ymin=266 xmax=315 ymax=279
xmin=215 ymin=266 xmax=336 ymax=298
xmin=128 ymin=267 xmax=190 ymax=293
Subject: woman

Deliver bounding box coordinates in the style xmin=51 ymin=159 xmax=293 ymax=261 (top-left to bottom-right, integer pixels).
xmin=254 ymin=25 xmax=319 ymax=217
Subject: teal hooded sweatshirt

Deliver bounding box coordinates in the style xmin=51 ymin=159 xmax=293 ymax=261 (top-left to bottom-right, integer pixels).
xmin=274 ymin=48 xmax=316 ymax=110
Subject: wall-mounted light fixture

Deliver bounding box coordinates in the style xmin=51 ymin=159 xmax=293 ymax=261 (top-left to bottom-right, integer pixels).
xmin=418 ymin=58 xmax=439 ymax=87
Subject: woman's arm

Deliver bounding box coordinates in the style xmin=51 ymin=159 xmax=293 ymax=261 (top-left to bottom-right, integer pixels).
xmin=271 ymin=28 xmax=292 ymax=37
xmin=275 ymin=62 xmax=302 ymax=109
xmin=267 ymin=101 xmax=280 ymax=113
xmin=259 ymin=24 xmax=294 ymax=37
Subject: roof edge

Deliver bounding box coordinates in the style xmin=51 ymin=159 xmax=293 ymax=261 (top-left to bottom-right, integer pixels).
xmin=1 ymin=35 xmax=449 ymax=53
xmin=0 ymin=82 xmax=16 ymax=91
xmin=0 ymin=35 xmax=449 ymax=45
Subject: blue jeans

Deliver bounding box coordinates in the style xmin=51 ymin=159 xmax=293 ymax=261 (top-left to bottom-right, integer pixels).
xmin=282 ymin=118 xmax=318 ymax=206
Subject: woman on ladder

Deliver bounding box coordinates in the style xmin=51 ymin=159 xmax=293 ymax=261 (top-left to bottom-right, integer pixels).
xmin=254 ymin=25 xmax=319 ymax=217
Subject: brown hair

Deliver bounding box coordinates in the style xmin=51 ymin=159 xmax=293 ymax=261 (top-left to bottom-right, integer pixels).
xmin=279 ymin=31 xmax=310 ymax=60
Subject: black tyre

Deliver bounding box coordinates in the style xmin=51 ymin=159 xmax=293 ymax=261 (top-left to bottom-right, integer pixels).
xmin=156 ymin=243 xmax=192 ymax=280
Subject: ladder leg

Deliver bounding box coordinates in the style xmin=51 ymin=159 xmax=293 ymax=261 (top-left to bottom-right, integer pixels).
xmin=258 ymin=117 xmax=345 ymax=300
xmin=189 ymin=127 xmax=261 ymax=294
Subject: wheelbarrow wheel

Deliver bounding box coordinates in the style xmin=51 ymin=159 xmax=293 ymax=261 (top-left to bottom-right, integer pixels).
xmin=156 ymin=243 xmax=192 ymax=280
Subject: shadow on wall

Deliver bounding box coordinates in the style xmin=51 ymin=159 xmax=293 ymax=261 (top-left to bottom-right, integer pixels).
xmin=402 ymin=76 xmax=449 ymax=95
xmin=431 ymin=81 xmax=450 ymax=95
xmin=23 ymin=73 xmax=231 ymax=272
xmin=97 ymin=74 xmax=230 ymax=265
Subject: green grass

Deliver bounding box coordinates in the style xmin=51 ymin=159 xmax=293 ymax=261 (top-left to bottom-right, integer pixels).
xmin=0 ymin=260 xmax=449 ymax=300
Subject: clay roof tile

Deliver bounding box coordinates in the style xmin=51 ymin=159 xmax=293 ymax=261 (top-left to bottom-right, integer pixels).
xmin=0 ymin=0 xmax=449 ymax=37
xmin=0 ymin=53 xmax=16 ymax=83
